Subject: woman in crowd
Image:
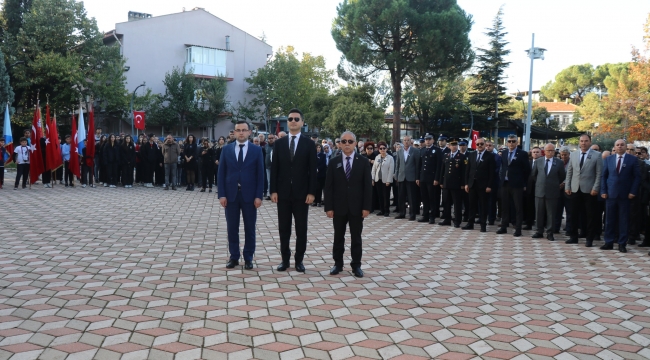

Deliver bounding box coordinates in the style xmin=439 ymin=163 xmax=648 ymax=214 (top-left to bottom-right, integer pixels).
xmin=361 ymin=142 xmax=379 ymax=211
xmin=102 ymin=134 xmax=121 ymax=188
xmin=214 ymin=136 xmax=226 ymax=187
xmin=96 ymin=135 xmax=107 ymax=185
xmin=200 ymin=138 xmax=217 ymax=192
xmin=176 ymin=140 xmax=184 ymax=187
xmin=184 ymin=134 xmax=198 ymax=191
xmin=135 ymin=134 xmax=143 ymax=185
xmin=121 ymin=135 xmax=136 ymax=188
xmin=314 ymin=143 xmax=328 ymax=207
xmin=372 ymin=141 xmax=394 ymax=216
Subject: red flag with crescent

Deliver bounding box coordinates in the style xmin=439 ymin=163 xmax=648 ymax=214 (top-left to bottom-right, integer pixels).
xmin=471 ymin=130 xmax=480 ymax=150
xmin=134 ymin=111 xmax=145 ymax=130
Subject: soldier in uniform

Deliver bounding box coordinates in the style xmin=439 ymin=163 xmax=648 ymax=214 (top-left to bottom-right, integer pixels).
xmin=459 ymin=139 xmax=471 ymax=222
xmin=417 ymin=133 xmax=443 ymax=223
xmin=438 ymin=134 xmax=451 ymax=154
xmin=438 ymin=138 xmax=467 ymax=228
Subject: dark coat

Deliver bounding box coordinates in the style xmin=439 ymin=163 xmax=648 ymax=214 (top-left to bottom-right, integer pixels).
xmin=200 ymin=146 xmax=217 ymax=170
xmin=121 ymin=143 xmax=136 ymax=166
xmin=439 ymin=151 xmax=467 ymax=189
xmin=324 ymin=153 xmax=373 ymax=216
xmin=183 ymin=142 xmax=198 ymax=171
xmin=316 ymin=152 xmax=328 ymax=179
xmin=102 ymin=143 xmax=121 ymax=164
xmin=270 ymin=134 xmax=318 ymax=200
xmin=499 ymin=148 xmax=530 ymax=188
xmin=140 ymin=142 xmax=161 ymax=164
xmin=466 ymin=150 xmax=496 ymax=189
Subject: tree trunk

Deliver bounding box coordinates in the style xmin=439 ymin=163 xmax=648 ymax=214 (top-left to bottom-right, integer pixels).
xmin=391 ymin=74 xmax=402 ymax=144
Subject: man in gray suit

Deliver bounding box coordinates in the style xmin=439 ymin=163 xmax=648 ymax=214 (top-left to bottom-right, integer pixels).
xmin=531 ymin=144 xmax=566 ymax=241
xmin=565 ymin=134 xmax=602 ymax=247
xmin=394 ymin=136 xmax=420 ymax=221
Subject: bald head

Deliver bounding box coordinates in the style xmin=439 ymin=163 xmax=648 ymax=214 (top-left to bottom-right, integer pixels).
xmin=614 ymin=139 xmax=626 ymax=155
xmin=544 ymin=143 xmax=555 ymax=158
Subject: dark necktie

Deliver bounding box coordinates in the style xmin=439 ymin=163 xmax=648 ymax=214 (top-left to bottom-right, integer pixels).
xmin=580 ymin=152 xmax=586 ymax=169
xmin=616 ymin=156 xmax=622 ymax=173
xmin=509 ymin=151 xmax=514 ymax=164
xmin=238 ymin=144 xmax=244 ymax=165
xmin=290 ymin=136 xmax=296 ymax=161
xmin=345 ymin=156 xmax=351 ymax=179
xmin=545 ymin=159 xmax=550 ymax=175
xmin=477 ymin=151 xmax=482 ymax=162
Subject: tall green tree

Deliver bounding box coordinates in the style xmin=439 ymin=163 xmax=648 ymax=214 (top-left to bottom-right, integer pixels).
xmin=160 ymin=66 xmax=199 ymax=134
xmin=0 ymin=48 xmax=15 ymax=112
xmin=332 ymin=0 xmax=474 ymax=143
xmin=0 ymin=0 xmax=33 ymax=39
xmin=197 ymin=77 xmax=228 ymax=139
xmin=321 ymin=86 xmax=387 ymax=140
xmin=468 ymin=6 xmax=512 ymax=132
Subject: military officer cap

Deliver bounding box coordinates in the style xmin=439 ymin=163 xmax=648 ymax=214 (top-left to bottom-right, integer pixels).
xmin=448 ymin=137 xmax=459 ymax=145
xmin=425 ymin=133 xmax=434 ymax=140
xmin=419 ymin=137 xmax=425 ymax=143
xmin=459 ymin=139 xmax=468 ymax=146
xmin=438 ymin=134 xmax=448 ymax=141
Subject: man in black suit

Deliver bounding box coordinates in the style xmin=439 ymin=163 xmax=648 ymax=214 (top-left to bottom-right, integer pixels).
xmin=418 ymin=134 xmax=443 ymax=223
xmin=270 ymin=108 xmax=318 ymax=273
xmin=438 ymin=138 xmax=467 ymax=228
xmin=462 ymin=138 xmax=496 ymax=232
xmin=524 ymin=147 xmax=542 ymax=230
xmin=324 ymin=131 xmax=372 ymax=278
xmin=497 ymin=134 xmax=530 ymax=236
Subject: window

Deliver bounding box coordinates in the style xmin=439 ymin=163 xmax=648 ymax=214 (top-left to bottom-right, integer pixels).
xmin=185 ymin=46 xmax=227 ymax=77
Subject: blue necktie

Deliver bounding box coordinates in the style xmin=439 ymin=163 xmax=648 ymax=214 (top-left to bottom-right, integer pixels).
xmin=345 ymin=157 xmax=351 ymax=180
xmin=238 ymin=144 xmax=244 ymax=165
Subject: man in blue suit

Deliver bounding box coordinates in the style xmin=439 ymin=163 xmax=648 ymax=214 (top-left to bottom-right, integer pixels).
xmin=600 ymin=139 xmax=641 ymax=253
xmin=218 ymin=121 xmax=265 ymax=269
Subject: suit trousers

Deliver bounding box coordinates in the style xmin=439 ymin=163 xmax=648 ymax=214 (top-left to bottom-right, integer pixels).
xmin=500 ymin=182 xmax=524 ymax=230
xmin=398 ymin=180 xmax=415 ymax=217
xmin=123 ymin=164 xmax=134 ymax=186
xmin=555 ymin=192 xmax=570 ymax=232
xmin=81 ymin=164 xmax=93 ymax=185
xmin=605 ymin=197 xmax=631 ymax=246
xmin=144 ymin=162 xmax=155 ymax=184
xmin=225 ymin=191 xmax=257 ymax=261
xmin=277 ymin=199 xmax=309 ymax=264
xmin=569 ymin=190 xmax=598 ymax=240
xmin=535 ymin=196 xmax=558 ymax=234
xmin=468 ymin=186 xmax=489 ymax=226
xmin=332 ymin=214 xmax=363 ymax=269
xmin=106 ymin=163 xmax=119 ymax=186
xmin=376 ymin=180 xmax=391 ymax=214
xmin=629 ymin=197 xmax=641 ymax=239
xmin=525 ymin=189 xmax=536 ymax=227
xmin=420 ymin=180 xmax=439 ymax=220
xmin=442 ymin=188 xmax=463 ymax=225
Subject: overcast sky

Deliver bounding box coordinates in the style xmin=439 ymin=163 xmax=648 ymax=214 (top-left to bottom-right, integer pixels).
xmin=86 ymin=0 xmax=650 ymax=93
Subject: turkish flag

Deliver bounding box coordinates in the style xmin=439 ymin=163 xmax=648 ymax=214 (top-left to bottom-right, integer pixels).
xmin=29 ymin=106 xmax=45 ymax=184
xmin=69 ymin=115 xmax=81 ymax=178
xmin=470 ymin=130 xmax=480 ymax=150
xmin=134 ymin=111 xmax=145 ymax=130
xmin=86 ymin=107 xmax=95 ymax=167
xmin=45 ymin=105 xmax=63 ymax=171
xmin=275 ymin=120 xmax=280 ymax=135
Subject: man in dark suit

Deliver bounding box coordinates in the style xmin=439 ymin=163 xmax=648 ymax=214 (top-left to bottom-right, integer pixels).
xmin=525 ymin=147 xmax=542 ymax=230
xmin=462 ymin=138 xmax=495 ymax=232
xmin=270 ymin=108 xmax=318 ymax=273
xmin=324 ymin=131 xmax=372 ymax=278
xmin=438 ymin=138 xmax=467 ymax=228
xmin=217 ymin=121 xmax=264 ymax=269
xmin=600 ymin=139 xmax=641 ymax=253
xmin=497 ymin=134 xmax=530 ymax=236
xmin=531 ymin=144 xmax=566 ymax=241
xmin=418 ymin=133 xmax=443 ymax=223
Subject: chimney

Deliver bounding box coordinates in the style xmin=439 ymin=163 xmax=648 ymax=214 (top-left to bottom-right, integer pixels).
xmin=128 ymin=11 xmax=152 ymax=22
xmin=565 ymin=98 xmax=568 ymax=104
xmin=226 ymin=35 xmax=230 ymax=50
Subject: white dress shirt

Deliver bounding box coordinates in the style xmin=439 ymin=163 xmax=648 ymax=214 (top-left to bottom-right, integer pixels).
xmin=236 ymin=140 xmax=249 ymax=161
xmin=288 ymin=132 xmax=301 ymax=153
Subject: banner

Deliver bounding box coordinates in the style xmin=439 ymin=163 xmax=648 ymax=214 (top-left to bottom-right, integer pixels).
xmin=70 ymin=115 xmax=80 ymax=178
xmin=29 ymin=106 xmax=44 ymax=184
xmin=3 ymin=104 xmax=13 ymax=165
xmin=134 ymin=111 xmax=145 ymax=130
xmin=470 ymin=130 xmax=480 ymax=150
xmin=45 ymin=104 xmax=63 ymax=170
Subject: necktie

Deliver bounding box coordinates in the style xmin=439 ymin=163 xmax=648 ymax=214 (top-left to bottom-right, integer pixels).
xmin=616 ymin=156 xmax=622 ymax=173
xmin=477 ymin=151 xmax=482 ymax=162
xmin=580 ymin=152 xmax=586 ymax=169
xmin=345 ymin=156 xmax=351 ymax=180
xmin=509 ymin=151 xmax=514 ymax=164
xmin=545 ymin=159 xmax=550 ymax=175
xmin=290 ymin=136 xmax=296 ymax=161
xmin=238 ymin=144 xmax=244 ymax=165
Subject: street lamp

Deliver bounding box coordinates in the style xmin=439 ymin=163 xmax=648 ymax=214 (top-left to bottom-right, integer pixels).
xmin=130 ymin=82 xmax=146 ymax=136
xmin=457 ymin=102 xmax=474 ymax=145
xmin=523 ymin=34 xmax=547 ymax=151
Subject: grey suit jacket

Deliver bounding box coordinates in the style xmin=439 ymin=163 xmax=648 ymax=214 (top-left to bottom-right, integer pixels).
xmin=566 ymin=149 xmax=602 ymax=193
xmin=532 ymin=157 xmax=566 ymax=199
xmin=395 ymin=147 xmax=419 ymax=182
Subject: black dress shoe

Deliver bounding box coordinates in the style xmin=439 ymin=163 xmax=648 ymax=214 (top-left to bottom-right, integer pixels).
xmin=628 ymin=238 xmax=637 ymax=245
xmin=394 ymin=215 xmax=406 ymax=219
xmin=564 ymin=231 xmax=571 ymax=236
xmin=417 ymin=217 xmax=429 ymax=222
xmin=513 ymin=231 xmax=522 ymax=237
xmin=429 ymin=219 xmax=436 ymax=224
xmin=531 ymin=232 xmax=544 ymax=238
xmin=295 ymin=263 xmax=305 ymax=272
xmin=330 ymin=266 xmax=343 ymax=275
xmin=226 ymin=260 xmax=239 ymax=268
xmin=565 ymin=238 xmax=579 ymax=244
xmin=352 ymin=267 xmax=364 ymax=278
xmin=547 ymin=234 xmax=555 ymax=241
xmin=578 ymin=232 xmax=587 ymax=238
xmin=480 ymin=226 xmax=487 ymax=232
xmin=244 ymin=261 xmax=253 ymax=270
xmin=496 ymin=228 xmax=507 ymax=234
xmin=438 ymin=220 xmax=451 ymax=226
xmin=600 ymin=243 xmax=614 ymax=250
xmin=595 ymin=235 xmax=601 ymax=241
xmin=585 ymin=240 xmax=593 ymax=248
xmin=488 ymin=221 xmax=495 ymax=226
xmin=461 ymin=224 xmax=474 ymax=230
xmin=453 ymin=224 xmax=460 ymax=228
xmin=277 ymin=263 xmax=290 ymax=271
xmin=619 ymin=245 xmax=627 ymax=253
xmin=409 ymin=216 xmax=416 ymax=221
xmin=523 ymin=225 xmax=533 ymax=230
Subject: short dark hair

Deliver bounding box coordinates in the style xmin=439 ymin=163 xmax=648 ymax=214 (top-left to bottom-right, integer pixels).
xmin=65 ymin=135 xmax=71 ymax=139
xmin=640 ymin=146 xmax=648 ymax=153
xmin=19 ymin=137 xmax=27 ymax=142
xmin=580 ymin=133 xmax=591 ymax=141
xmin=235 ymin=121 xmax=250 ymax=130
xmin=23 ymin=129 xmax=30 ymax=134
xmin=288 ymin=108 xmax=303 ymax=119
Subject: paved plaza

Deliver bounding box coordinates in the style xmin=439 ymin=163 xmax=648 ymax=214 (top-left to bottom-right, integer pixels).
xmin=1 ymin=182 xmax=649 ymax=360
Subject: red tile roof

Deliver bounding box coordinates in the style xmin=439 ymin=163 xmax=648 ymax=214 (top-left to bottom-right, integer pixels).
xmin=537 ymin=102 xmax=577 ymax=112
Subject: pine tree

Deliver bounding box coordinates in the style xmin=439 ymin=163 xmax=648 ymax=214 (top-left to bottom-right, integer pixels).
xmin=469 ymin=6 xmax=512 ymax=131
xmin=0 ymin=48 xmax=15 ymax=112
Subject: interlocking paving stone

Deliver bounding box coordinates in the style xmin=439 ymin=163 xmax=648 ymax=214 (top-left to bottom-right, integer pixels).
xmin=0 ymin=182 xmax=649 ymax=359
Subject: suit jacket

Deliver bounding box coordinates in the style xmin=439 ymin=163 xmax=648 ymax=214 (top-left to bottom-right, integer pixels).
xmin=395 ymin=147 xmax=419 ymax=182
xmin=324 ymin=153 xmax=373 ymax=216
xmin=438 ymin=151 xmax=467 ymax=188
xmin=531 ymin=157 xmax=566 ymax=199
xmin=419 ymin=145 xmax=443 ymax=182
xmin=601 ymin=153 xmax=641 ymax=199
xmin=565 ymin=149 xmax=602 ymax=193
xmin=499 ymin=148 xmax=530 ymax=188
xmin=527 ymin=158 xmax=539 ymax=194
xmin=217 ymin=141 xmax=264 ymax=203
xmin=270 ymin=134 xmax=318 ymax=201
xmin=466 ymin=150 xmax=496 ymax=189
xmin=371 ymin=154 xmax=394 ymax=183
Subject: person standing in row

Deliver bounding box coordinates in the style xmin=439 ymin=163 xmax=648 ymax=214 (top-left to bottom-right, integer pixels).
xmin=324 ymin=131 xmax=372 ymax=278
xmin=103 ymin=134 xmax=121 ymax=188
xmin=497 ymin=134 xmax=530 ymax=236
xmin=140 ymin=134 xmax=160 ymax=188
xmin=13 ymin=137 xmax=30 ymax=189
xmin=531 ymin=143 xmax=565 ymax=241
xmin=184 ymin=134 xmax=198 ymax=191
xmin=121 ymin=135 xmax=136 ymax=188
xmin=61 ymin=135 xmax=73 ymax=187
xmin=418 ymin=134 xmax=442 ymax=223
xmin=160 ymin=135 xmax=179 ymax=190
xmin=395 ymin=136 xmax=419 ymax=221
xmin=371 ymin=141 xmax=394 ymax=217
xmin=200 ymin=138 xmax=217 ymax=193
xmin=438 ymin=138 xmax=466 ymax=228
xmin=463 ymin=138 xmax=495 ymax=232
xmin=270 ymin=108 xmax=317 ymax=273
xmin=218 ymin=121 xmax=264 ymax=270
xmin=315 ymin=143 xmax=328 ymax=207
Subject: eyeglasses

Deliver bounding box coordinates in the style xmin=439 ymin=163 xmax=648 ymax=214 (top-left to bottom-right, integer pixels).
xmin=507 ymin=140 xmax=517 ymax=143
xmin=476 ymin=142 xmax=485 ymax=146
xmin=340 ymin=139 xmax=355 ymax=144
xmin=379 ymin=147 xmax=386 ymax=150
xmin=335 ymin=140 xmax=340 ymax=143
xmin=233 ymin=129 xmax=249 ymax=133
xmin=366 ymin=147 xmax=374 ymax=150
xmin=287 ymin=117 xmax=302 ymax=122
xmin=636 ymin=152 xmax=642 ymax=155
